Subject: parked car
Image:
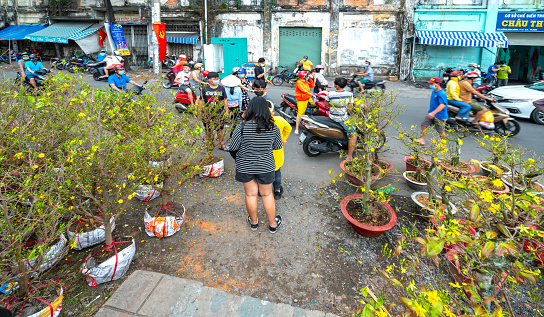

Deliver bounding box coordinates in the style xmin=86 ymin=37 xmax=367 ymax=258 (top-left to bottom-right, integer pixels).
xmin=489 ymin=82 xmax=544 ymax=125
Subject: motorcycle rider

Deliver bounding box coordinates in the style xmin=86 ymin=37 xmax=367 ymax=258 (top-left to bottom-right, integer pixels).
xmin=101 ymin=51 xmax=123 ymax=78
xmin=18 ymin=52 xmax=30 ymax=81
xmin=25 ymin=54 xmax=50 ymax=88
xmin=108 ymin=66 xmax=145 ymax=93
xmin=313 ymin=65 xmax=328 ymax=93
xmin=446 ymin=71 xmax=471 ymax=120
xmin=174 ymin=63 xmax=195 ymax=106
xmin=468 ymin=63 xmax=482 ymax=87
xmin=355 ymin=60 xmax=374 ymax=93
xmin=96 ymin=49 xmax=107 ymax=62
xmin=459 ymin=72 xmax=494 ymax=127
xmin=328 ymin=78 xmax=357 ymax=160
xmin=294 ymin=70 xmax=315 ymax=135
xmin=189 ymin=63 xmax=205 ymax=99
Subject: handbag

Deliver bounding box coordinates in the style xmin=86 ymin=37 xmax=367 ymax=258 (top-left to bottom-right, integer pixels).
xmin=229 ymin=121 xmax=246 ymax=160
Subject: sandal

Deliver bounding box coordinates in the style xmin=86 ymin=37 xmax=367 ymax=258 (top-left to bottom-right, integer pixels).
xmin=294 ymin=130 xmax=299 ymax=135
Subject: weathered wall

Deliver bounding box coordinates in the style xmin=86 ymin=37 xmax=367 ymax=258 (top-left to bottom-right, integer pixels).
xmin=338 ymin=12 xmax=398 ymax=75
xmin=213 ymin=13 xmax=263 ymax=62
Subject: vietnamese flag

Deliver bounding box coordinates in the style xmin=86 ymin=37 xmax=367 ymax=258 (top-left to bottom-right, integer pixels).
xmin=153 ymin=23 xmax=167 ymax=61
xmin=98 ymin=28 xmax=107 ymax=46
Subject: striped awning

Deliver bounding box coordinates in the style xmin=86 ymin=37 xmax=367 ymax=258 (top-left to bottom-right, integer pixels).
xmin=166 ymin=33 xmax=199 ymax=45
xmin=68 ymin=23 xmax=103 ymax=41
xmin=0 ymin=25 xmax=46 ymax=41
xmin=26 ymin=22 xmax=96 ymax=43
xmin=416 ymin=31 xmax=508 ymax=48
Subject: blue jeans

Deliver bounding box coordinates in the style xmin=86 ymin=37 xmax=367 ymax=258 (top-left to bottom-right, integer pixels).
xmin=497 ymin=79 xmax=508 ymax=87
xmin=273 ymin=168 xmax=282 ymax=192
xmin=447 ymin=100 xmax=471 ymax=118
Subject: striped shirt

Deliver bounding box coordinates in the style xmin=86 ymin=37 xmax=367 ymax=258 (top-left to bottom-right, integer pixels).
xmin=328 ymin=90 xmax=355 ymax=122
xmin=229 ymin=122 xmax=283 ymax=174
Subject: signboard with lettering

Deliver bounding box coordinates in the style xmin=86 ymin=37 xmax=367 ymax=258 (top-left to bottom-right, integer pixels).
xmin=116 ymin=13 xmax=147 ymax=25
xmin=110 ymin=23 xmax=131 ymax=56
xmin=496 ymin=12 xmax=544 ymax=32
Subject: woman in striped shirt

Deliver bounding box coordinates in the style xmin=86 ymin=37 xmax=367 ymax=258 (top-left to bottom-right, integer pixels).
xmin=228 ymin=97 xmax=284 ymax=233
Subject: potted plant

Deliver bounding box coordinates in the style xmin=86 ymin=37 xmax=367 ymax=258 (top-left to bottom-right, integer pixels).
xmin=478 ymin=135 xmax=512 ymax=177
xmin=395 ymin=127 xmax=431 ymax=191
xmin=502 ymin=156 xmax=544 ymax=194
xmin=338 ymin=93 xmax=402 ymax=237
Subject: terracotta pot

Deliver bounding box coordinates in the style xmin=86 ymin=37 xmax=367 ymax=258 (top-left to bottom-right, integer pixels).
xmin=502 ymin=175 xmax=544 ymax=195
xmin=480 ymin=161 xmax=511 ymax=177
xmin=376 ymin=159 xmax=393 ymax=173
xmin=340 ymin=160 xmax=381 ymax=187
xmin=340 ymin=194 xmax=397 ymax=237
xmin=441 ymin=160 xmax=475 ymax=176
xmin=473 ymin=175 xmax=510 ymax=195
xmin=404 ymin=155 xmax=431 ymax=172
xmin=402 ymin=171 xmax=427 ymax=191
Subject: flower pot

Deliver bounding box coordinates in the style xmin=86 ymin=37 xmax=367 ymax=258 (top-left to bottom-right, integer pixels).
xmin=502 ymin=175 xmax=544 ymax=195
xmin=523 ymin=239 xmax=544 ymax=266
xmin=10 ymin=283 xmax=63 ymax=317
xmin=376 ymin=159 xmax=393 ymax=174
xmin=411 ymin=191 xmax=457 ymax=214
xmin=441 ymin=160 xmax=475 ymax=176
xmin=404 ymin=156 xmax=431 ymax=172
xmin=67 ymin=219 xmax=116 ymax=250
xmin=340 ymin=160 xmax=381 ymax=187
xmin=402 ymin=171 xmax=427 ymax=191
xmin=25 ymin=234 xmax=68 ymax=277
xmin=144 ymin=203 xmax=185 ymax=238
xmin=340 ymin=194 xmax=397 ymax=237
xmin=199 ymin=158 xmax=224 ymax=178
xmin=480 ymin=161 xmax=511 ymax=177
xmin=473 ymin=175 xmax=510 ymax=195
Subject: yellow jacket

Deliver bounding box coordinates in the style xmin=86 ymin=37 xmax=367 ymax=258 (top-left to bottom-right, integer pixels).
xmin=446 ymin=78 xmax=461 ymax=101
xmin=272 ymin=115 xmax=292 ymax=171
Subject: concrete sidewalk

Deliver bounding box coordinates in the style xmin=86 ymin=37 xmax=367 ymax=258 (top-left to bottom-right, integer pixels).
xmin=95 ymin=270 xmax=341 ymax=317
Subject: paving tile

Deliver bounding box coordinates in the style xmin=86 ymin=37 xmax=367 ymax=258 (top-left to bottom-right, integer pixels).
xmin=104 ymin=270 xmax=163 ymax=313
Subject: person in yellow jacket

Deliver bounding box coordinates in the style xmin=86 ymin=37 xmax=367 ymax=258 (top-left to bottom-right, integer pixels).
xmin=295 ymin=70 xmax=315 ymax=134
xmin=268 ymin=101 xmax=292 ymax=200
xmin=445 ymin=71 xmax=471 ymax=120
xmin=300 ymin=56 xmax=313 ymax=71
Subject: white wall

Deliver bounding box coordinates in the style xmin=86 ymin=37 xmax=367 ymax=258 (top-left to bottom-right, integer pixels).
xmin=214 ymin=13 xmax=263 ymax=63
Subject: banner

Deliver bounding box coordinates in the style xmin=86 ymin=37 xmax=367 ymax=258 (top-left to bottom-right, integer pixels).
xmin=153 ymin=23 xmax=166 ymax=61
xmin=496 ymin=12 xmax=544 ymax=32
xmin=99 ymin=28 xmax=107 ymax=46
xmin=109 ymin=23 xmax=131 ymax=56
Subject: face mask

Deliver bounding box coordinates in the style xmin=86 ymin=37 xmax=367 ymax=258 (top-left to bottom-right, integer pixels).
xmin=429 ymin=84 xmax=435 ymax=89
xmin=119 ymin=71 xmax=125 ymax=75
xmin=502 ymin=64 xmax=506 ymax=67
xmin=255 ymin=91 xmax=264 ymax=97
xmin=23 ymin=57 xmax=29 ymax=60
xmin=212 ymin=80 xmax=220 ymax=85
xmin=364 ymin=64 xmax=369 ymax=67
xmin=238 ymin=74 xmax=245 ymax=78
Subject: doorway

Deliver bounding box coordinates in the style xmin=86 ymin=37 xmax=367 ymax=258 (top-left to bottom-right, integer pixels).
xmin=279 ymin=27 xmax=322 ymax=72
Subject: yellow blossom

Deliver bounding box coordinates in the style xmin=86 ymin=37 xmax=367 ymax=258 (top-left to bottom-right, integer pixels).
xmin=14 ymin=152 xmax=23 ymax=159
xmin=118 ymin=199 xmax=124 ymax=204
xmin=426 ymin=290 xmax=439 ymax=304
xmin=38 ymin=153 xmax=45 ymax=158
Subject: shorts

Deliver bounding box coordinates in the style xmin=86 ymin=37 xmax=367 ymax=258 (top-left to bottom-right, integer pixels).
xmin=421 ymin=117 xmax=446 ymax=133
xmin=358 ymin=79 xmax=371 ymax=84
xmin=179 ymin=85 xmax=191 ymax=91
xmin=338 ymin=120 xmax=356 ymax=136
xmin=468 ymin=101 xmax=485 ymax=112
xmin=296 ymin=99 xmax=314 ymax=118
xmin=26 ymin=73 xmax=38 ymax=79
xmin=191 ymin=85 xmax=201 ymax=97
xmin=235 ymin=170 xmax=275 ymax=184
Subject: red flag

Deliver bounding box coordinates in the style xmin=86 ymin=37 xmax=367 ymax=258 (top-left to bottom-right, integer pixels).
xmin=153 ymin=23 xmax=167 ymax=61
xmin=98 ymin=28 xmax=107 ymax=46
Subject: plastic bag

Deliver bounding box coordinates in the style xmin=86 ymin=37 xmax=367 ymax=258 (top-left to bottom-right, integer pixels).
xmin=17 ymin=283 xmax=63 ymax=317
xmin=479 ymin=121 xmax=495 ymax=130
xmin=481 ymin=111 xmax=494 ymax=123
xmin=144 ymin=203 xmax=185 ymax=238
xmin=66 ymin=219 xmax=116 ymax=250
xmin=134 ymin=183 xmax=163 ymax=202
xmin=199 ymin=159 xmax=224 ymax=178
xmin=80 ymin=237 xmax=136 ymax=287
xmin=26 ymin=234 xmax=67 ymax=277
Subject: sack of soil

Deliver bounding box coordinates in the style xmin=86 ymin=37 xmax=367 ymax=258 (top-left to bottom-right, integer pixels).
xmin=144 ymin=203 xmax=185 ymax=238
xmin=134 ymin=183 xmax=163 ymax=202
xmin=25 ymin=234 xmax=67 ymax=277
xmin=9 ymin=282 xmax=63 ymax=317
xmin=80 ymin=237 xmax=136 ymax=287
xmin=66 ymin=219 xmax=116 ymax=250
xmin=199 ymin=158 xmax=224 ymax=178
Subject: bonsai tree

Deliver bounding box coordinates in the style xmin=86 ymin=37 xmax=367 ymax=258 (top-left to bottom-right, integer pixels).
xmin=478 ymin=135 xmax=511 ymax=178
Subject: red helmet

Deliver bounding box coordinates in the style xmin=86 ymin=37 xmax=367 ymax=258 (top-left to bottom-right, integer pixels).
xmin=298 ymin=70 xmax=309 ymax=79
xmin=466 ymin=72 xmax=480 ymax=78
xmin=202 ymin=70 xmax=210 ymax=77
xmin=450 ymin=71 xmax=463 ymax=77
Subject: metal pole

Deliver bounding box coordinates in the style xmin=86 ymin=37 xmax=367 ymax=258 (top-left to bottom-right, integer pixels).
xmin=151 ymin=0 xmax=161 ymax=78
xmin=204 ymin=0 xmax=207 ymax=44
xmin=104 ymin=22 xmax=116 ymax=53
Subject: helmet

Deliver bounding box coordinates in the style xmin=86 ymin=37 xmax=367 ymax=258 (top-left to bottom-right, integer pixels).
xmin=29 ymin=54 xmax=37 ymax=59
xmin=298 ymin=70 xmax=309 ymax=79
xmin=100 ymin=49 xmax=106 ymax=52
xmin=466 ymin=72 xmax=480 ymax=78
xmin=194 ymin=63 xmax=203 ymax=69
xmin=468 ymin=63 xmax=478 ymax=67
xmin=450 ymin=71 xmax=463 ymax=77
xmin=237 ymin=68 xmax=247 ymax=74
xmin=115 ymin=65 xmax=125 ymax=71
xmin=315 ymin=64 xmax=324 ymax=69
xmin=202 ymin=70 xmax=210 ymax=77
xmin=232 ymin=67 xmax=240 ymax=74
xmin=179 ymin=54 xmax=186 ymax=58
xmin=113 ymin=51 xmax=120 ymax=56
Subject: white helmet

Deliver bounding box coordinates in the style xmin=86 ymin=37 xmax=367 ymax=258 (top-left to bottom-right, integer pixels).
xmin=232 ymin=67 xmax=240 ymax=74
xmin=179 ymin=54 xmax=186 ymax=58
xmin=468 ymin=62 xmax=478 ymax=67
xmin=113 ymin=51 xmax=120 ymax=56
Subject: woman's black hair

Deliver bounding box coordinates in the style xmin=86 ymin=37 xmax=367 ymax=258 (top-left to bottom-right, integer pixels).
xmin=230 ymin=87 xmax=235 ymax=95
xmin=245 ymin=97 xmax=274 ymax=133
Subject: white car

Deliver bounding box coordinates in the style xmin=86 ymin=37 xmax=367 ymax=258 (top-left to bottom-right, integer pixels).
xmin=490 ymin=82 xmax=544 ymax=125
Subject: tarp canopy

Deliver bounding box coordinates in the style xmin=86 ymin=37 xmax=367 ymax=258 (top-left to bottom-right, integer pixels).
xmin=166 ymin=33 xmax=199 ymax=45
xmin=69 ymin=23 xmax=103 ymax=41
xmin=0 ymin=25 xmax=46 ymax=41
xmin=26 ymin=22 xmax=97 ymax=43
xmin=415 ymin=31 xmax=508 ymax=48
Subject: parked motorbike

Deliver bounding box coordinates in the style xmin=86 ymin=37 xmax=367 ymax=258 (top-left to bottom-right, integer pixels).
xmin=446 ymin=99 xmax=520 ymax=137
xmin=276 ymin=92 xmax=330 ymax=125
xmin=298 ymin=114 xmax=386 ymax=157
xmin=346 ymin=74 xmax=386 ymax=94
xmin=174 ymin=90 xmax=197 ymax=114
xmin=15 ymin=69 xmax=51 ymax=90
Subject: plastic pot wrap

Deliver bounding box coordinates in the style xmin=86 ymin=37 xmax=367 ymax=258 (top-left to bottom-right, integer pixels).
xmin=26 ymin=234 xmax=68 ymax=277
xmin=144 ymin=203 xmax=185 ymax=238
xmin=66 ymin=219 xmax=116 ymax=250
xmin=80 ymin=237 xmax=136 ymax=287
xmin=134 ymin=183 xmax=163 ymax=202
xmin=199 ymin=159 xmax=224 ymax=178
xmin=10 ymin=282 xmax=63 ymax=317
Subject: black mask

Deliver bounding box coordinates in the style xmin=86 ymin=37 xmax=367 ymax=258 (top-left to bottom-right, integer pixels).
xmin=255 ymin=91 xmax=264 ymax=97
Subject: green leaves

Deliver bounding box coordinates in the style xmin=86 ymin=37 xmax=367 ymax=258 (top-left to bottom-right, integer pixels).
xmin=481 ymin=241 xmax=495 ymax=258
xmin=424 ymin=237 xmax=444 ymax=258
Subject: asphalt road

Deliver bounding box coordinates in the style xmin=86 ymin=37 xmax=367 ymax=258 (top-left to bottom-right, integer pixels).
xmin=2 ymin=67 xmax=542 ymax=186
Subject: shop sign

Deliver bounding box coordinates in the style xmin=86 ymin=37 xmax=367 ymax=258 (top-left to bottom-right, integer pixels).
xmin=110 ymin=23 xmax=131 ymax=56
xmin=496 ymin=12 xmax=544 ymax=32
xmin=116 ymin=13 xmax=147 ymax=25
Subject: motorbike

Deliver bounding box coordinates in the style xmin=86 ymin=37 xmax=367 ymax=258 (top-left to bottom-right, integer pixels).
xmin=93 ymin=63 xmax=124 ymax=81
xmin=297 ymin=114 xmax=386 ymax=157
xmin=275 ymin=92 xmax=330 ymax=125
xmin=346 ymin=74 xmax=386 ymax=94
xmin=173 ymin=90 xmax=197 ymax=113
xmin=86 ymin=61 xmax=106 ymax=75
xmin=162 ymin=69 xmax=178 ymax=89
xmin=15 ymin=69 xmax=51 ymax=90
xmin=446 ymin=99 xmax=520 ymax=137
xmin=474 ymin=82 xmax=495 ymax=102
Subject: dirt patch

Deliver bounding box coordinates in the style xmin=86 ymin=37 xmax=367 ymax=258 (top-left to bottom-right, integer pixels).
xmin=346 ymin=199 xmax=390 ymax=227
xmin=442 ymin=160 xmax=472 ymax=173
xmin=405 ymin=172 xmax=426 ymax=183
xmin=416 ymin=194 xmax=445 ymax=210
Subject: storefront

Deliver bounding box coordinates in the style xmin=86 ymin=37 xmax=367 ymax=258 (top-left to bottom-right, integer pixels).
xmin=115 ymin=13 xmax=149 ymax=66
xmin=496 ymin=11 xmax=544 ymax=82
xmin=165 ymin=21 xmax=201 ymax=61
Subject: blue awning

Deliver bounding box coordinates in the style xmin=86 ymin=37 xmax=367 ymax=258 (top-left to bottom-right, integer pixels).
xmin=26 ymin=22 xmax=96 ymax=43
xmin=68 ymin=24 xmax=103 ymax=41
xmin=416 ymin=31 xmax=508 ymax=48
xmin=166 ymin=33 xmax=199 ymax=45
xmin=0 ymin=25 xmax=46 ymax=41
